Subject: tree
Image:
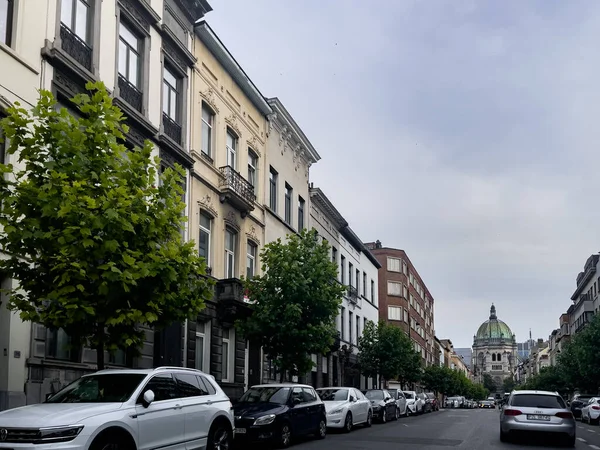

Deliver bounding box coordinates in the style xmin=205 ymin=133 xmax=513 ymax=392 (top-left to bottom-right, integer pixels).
xmin=483 ymin=373 xmax=496 ymax=393
xmin=0 ymin=83 xmax=214 ymax=369
xmin=421 ymin=365 xmax=446 ymax=396
xmin=237 ymin=228 xmax=345 ymax=381
xmin=502 ymin=377 xmax=516 ymax=393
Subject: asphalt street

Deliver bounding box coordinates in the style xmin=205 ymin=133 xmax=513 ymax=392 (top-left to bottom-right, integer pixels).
xmin=292 ymin=408 xmax=600 ymax=450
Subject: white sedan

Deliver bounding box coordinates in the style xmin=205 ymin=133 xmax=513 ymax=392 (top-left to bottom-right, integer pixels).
xmin=581 ymin=397 xmax=600 ymax=425
xmin=316 ymin=387 xmax=372 ymax=432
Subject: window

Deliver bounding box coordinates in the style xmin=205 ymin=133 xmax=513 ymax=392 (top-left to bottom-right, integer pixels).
xmin=61 ymin=0 xmax=91 ymax=43
xmin=371 ymin=279 xmax=375 ymax=300
xmin=222 ymin=328 xmax=233 ymax=382
xmin=109 ymin=349 xmax=126 ymax=365
xmin=175 ymin=373 xmax=206 ymax=397
xmin=356 ymin=269 xmax=360 ymax=290
xmin=332 ymin=246 xmax=337 ymax=264
xmin=404 ymin=309 xmax=409 ymax=322
xmin=363 ymin=272 xmax=367 ymax=297
xmin=298 ymin=196 xmax=305 ymax=231
xmin=201 ymin=103 xmax=214 ymax=157
xmin=269 ymin=167 xmax=278 ymax=211
xmin=247 ymin=150 xmax=257 ymax=188
xmin=348 ymin=263 xmax=353 ymax=286
xmin=224 ymin=227 xmax=237 ymax=278
xmin=388 ymin=306 xmax=402 ymax=321
xmin=364 ymin=317 xmax=368 ymax=331
xmin=349 ymin=311 xmax=353 ymax=344
xmin=199 ymin=212 xmax=212 ymax=266
xmin=403 ymin=285 xmax=408 ymax=298
xmin=284 ymin=184 xmax=292 ymax=225
xmin=341 ymin=256 xmax=346 ymax=284
xmin=162 ymin=66 xmax=179 ymax=121
xmin=0 ymin=0 xmax=14 ymax=46
xmin=409 ymin=272 xmax=414 ymax=285
xmin=246 ymin=241 xmax=257 ymax=278
xmin=356 ymin=316 xmax=360 ymax=343
xmin=492 ymin=353 xmax=496 ymax=362
xmin=226 ymin=130 xmax=237 ymax=169
xmin=387 ymin=257 xmax=401 ymax=272
xmin=340 ymin=307 xmax=345 ymax=340
xmin=403 ymin=262 xmax=408 ymax=275
xmin=0 ymin=124 xmax=5 ymax=166
xmin=195 ymin=321 xmax=210 ymax=372
xmin=118 ymin=21 xmax=141 ymax=88
xmin=387 ymin=281 xmax=402 ymax=296
xmin=46 ymin=328 xmax=78 ymax=362
xmin=492 ymin=364 xmax=503 ymax=371
xmin=143 ymin=374 xmax=178 ymax=401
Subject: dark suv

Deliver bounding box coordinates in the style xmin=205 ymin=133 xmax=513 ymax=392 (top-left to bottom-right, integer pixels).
xmin=570 ymin=394 xmax=594 ymax=419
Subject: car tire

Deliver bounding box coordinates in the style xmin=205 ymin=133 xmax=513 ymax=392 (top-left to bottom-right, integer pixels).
xmin=89 ymin=432 xmax=133 ymax=450
xmin=365 ymin=410 xmax=372 ymax=427
xmin=344 ymin=412 xmax=353 ymax=433
xmin=592 ymin=418 xmax=599 ymax=426
xmin=278 ymin=422 xmax=292 ymax=448
xmin=207 ymin=421 xmax=232 ymax=450
xmin=500 ymin=428 xmax=509 ymax=443
xmin=566 ymin=435 xmax=576 ymax=447
xmin=316 ymin=417 xmax=327 ymax=440
xmin=382 ymin=409 xmax=387 ymax=423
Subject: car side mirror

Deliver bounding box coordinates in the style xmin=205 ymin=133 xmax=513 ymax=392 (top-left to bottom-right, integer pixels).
xmin=142 ymin=390 xmax=155 ymax=408
xmin=350 ymin=396 xmax=356 ymax=402
xmin=385 ymin=397 xmax=391 ymax=402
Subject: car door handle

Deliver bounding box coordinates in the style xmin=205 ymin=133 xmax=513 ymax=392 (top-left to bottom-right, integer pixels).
xmin=205 ymin=400 xmax=213 ymax=405
xmin=174 ymin=404 xmax=183 ymax=410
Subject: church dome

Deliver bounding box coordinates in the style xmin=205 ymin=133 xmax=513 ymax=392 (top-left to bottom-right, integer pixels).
xmin=474 ymin=304 xmax=515 ymax=344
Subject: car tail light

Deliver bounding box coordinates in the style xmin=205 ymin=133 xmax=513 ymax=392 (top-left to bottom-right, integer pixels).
xmin=504 ymin=409 xmax=522 ymax=416
xmin=592 ymin=406 xmax=600 ymax=411
xmin=556 ymin=412 xmax=573 ymax=419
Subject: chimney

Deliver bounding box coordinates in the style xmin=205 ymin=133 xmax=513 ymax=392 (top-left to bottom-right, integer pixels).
xmin=376 ymin=240 xmax=382 ymax=249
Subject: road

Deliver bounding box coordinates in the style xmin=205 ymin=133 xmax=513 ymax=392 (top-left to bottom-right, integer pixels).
xmin=293 ymin=408 xmax=600 ymax=450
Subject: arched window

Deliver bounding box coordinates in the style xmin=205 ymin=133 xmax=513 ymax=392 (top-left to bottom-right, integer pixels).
xmin=492 ymin=353 xmax=496 ymax=362
xmin=497 ymin=353 xmax=502 ymax=361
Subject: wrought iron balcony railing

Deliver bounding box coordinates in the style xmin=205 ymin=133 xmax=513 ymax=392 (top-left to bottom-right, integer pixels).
xmin=118 ymin=75 xmax=143 ymax=113
xmin=347 ymin=285 xmax=359 ymax=304
xmin=60 ymin=23 xmax=92 ymax=71
xmin=218 ymin=165 xmax=256 ymax=215
xmin=162 ymin=113 xmax=182 ymax=145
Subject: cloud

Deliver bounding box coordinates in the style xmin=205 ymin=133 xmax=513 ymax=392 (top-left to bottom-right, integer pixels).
xmin=205 ymin=0 xmax=600 ymax=347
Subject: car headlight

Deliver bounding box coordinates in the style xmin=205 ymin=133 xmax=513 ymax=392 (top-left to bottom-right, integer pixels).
xmin=328 ymin=408 xmax=344 ymax=415
xmin=37 ymin=426 xmax=84 ymax=443
xmin=253 ymin=414 xmax=276 ymax=426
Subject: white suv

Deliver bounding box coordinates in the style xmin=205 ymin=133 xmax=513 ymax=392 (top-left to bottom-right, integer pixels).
xmin=0 ymin=366 xmax=234 ymax=450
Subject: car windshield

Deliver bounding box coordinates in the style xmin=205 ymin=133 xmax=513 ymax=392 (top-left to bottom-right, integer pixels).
xmin=511 ymin=394 xmax=566 ymax=409
xmin=576 ymin=396 xmax=593 ymax=402
xmin=365 ymin=390 xmax=384 ymax=400
xmin=317 ymin=389 xmax=348 ymax=401
xmin=46 ymin=374 xmax=146 ymax=403
xmin=404 ymin=392 xmax=414 ymax=399
xmin=239 ymin=387 xmax=291 ymax=405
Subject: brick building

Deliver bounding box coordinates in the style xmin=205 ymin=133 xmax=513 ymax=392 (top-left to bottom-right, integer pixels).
xmin=364 ymin=240 xmax=436 ymax=366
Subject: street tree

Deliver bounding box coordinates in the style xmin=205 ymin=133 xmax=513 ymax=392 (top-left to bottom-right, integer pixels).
xmin=238 ymin=228 xmax=345 ymax=381
xmin=483 ymin=373 xmax=497 ymax=393
xmin=0 ymin=83 xmax=214 ymax=369
xmin=502 ymin=377 xmax=516 ymax=393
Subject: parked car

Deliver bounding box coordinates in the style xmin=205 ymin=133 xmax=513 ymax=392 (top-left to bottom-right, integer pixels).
xmin=316 ymin=387 xmax=372 ymax=432
xmin=581 ymin=397 xmax=600 ymax=425
xmin=425 ymin=394 xmax=438 ymax=411
xmin=233 ymin=384 xmax=326 ymax=448
xmin=570 ymin=394 xmax=594 ymax=419
xmin=480 ymin=400 xmax=495 ymax=409
xmin=0 ymin=367 xmax=234 ymax=450
xmin=446 ymin=396 xmax=461 ymax=408
xmin=403 ymin=390 xmax=424 ymax=415
xmin=500 ymin=390 xmax=575 ymax=447
xmin=389 ymin=388 xmax=408 ymax=416
xmin=418 ymin=393 xmax=432 ymax=413
xmin=363 ymin=389 xmax=398 ymax=422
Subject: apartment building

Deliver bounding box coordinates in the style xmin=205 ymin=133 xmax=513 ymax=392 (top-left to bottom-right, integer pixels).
xmin=365 ymin=240 xmax=436 ymax=366
xmin=569 ymin=253 xmax=599 ymax=336
xmin=309 ymin=187 xmax=380 ymax=389
xmin=0 ymin=0 xmax=211 ymax=410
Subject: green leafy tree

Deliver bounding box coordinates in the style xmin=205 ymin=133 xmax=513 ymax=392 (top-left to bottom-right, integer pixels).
xmin=238 ymin=228 xmax=345 ymax=381
xmin=502 ymin=377 xmax=516 ymax=392
xmin=0 ymin=83 xmax=214 ymax=369
xmin=483 ymin=373 xmax=497 ymax=393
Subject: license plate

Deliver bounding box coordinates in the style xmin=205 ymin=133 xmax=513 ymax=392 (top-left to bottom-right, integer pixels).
xmin=234 ymin=428 xmax=246 ymax=434
xmin=527 ymin=414 xmax=550 ymax=421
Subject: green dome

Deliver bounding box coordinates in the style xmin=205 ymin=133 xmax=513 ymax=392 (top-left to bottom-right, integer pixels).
xmin=474 ymin=304 xmax=514 ymax=343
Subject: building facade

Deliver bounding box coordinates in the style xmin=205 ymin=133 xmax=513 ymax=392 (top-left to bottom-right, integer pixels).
xmin=0 ymin=0 xmax=212 ymax=411
xmin=472 ymin=304 xmax=517 ymax=390
xmin=365 ymin=241 xmax=436 ymax=367
xmin=309 ymin=187 xmax=380 ymax=389
xmin=569 ymin=254 xmax=599 ymax=336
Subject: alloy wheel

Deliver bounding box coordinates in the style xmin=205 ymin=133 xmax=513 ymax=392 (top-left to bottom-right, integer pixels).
xmin=345 ymin=413 xmax=352 ymax=432
xmin=318 ymin=419 xmax=327 ymax=438
xmin=280 ymin=424 xmax=291 ymax=448
xmin=212 ymin=428 xmax=230 ymax=450
xmin=366 ymin=411 xmax=372 ymax=427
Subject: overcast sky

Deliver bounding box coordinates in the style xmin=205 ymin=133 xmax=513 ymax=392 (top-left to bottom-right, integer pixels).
xmin=206 ymin=1 xmax=600 ymax=348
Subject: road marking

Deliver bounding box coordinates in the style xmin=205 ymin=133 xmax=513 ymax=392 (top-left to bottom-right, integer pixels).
xmin=588 ymin=445 xmax=600 ymax=450
xmin=577 ymin=437 xmax=587 ymax=442
xmin=587 ymin=429 xmax=596 ymax=433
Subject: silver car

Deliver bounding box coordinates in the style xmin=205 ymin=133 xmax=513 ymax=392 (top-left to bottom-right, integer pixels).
xmin=500 ymin=390 xmax=576 ymax=447
xmin=389 ymin=389 xmax=408 ymax=416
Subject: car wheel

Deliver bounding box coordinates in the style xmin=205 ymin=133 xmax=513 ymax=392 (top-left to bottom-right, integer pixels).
xmin=207 ymin=422 xmax=232 ymax=450
xmin=278 ymin=422 xmax=292 ymax=448
xmin=365 ymin=410 xmax=372 ymax=427
xmin=344 ymin=412 xmax=353 ymax=433
xmin=499 ymin=428 xmax=509 ymax=443
xmin=566 ymin=435 xmax=576 ymax=447
xmin=90 ymin=433 xmax=132 ymax=450
xmin=316 ymin=417 xmax=327 ymax=439
xmin=394 ymin=407 xmax=400 ymax=420
xmin=592 ymin=417 xmax=599 ymax=426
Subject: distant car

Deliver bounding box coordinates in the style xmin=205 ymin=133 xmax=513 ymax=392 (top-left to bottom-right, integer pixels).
xmin=581 ymin=397 xmax=600 ymax=425
xmin=446 ymin=396 xmax=461 ymax=408
xmin=418 ymin=393 xmax=432 ymax=413
xmin=234 ymin=384 xmax=327 ymax=448
xmin=388 ymin=388 xmax=409 ymax=416
xmin=500 ymin=390 xmax=576 ymax=447
xmin=404 ymin=391 xmax=424 ymax=415
xmin=363 ymin=389 xmax=398 ymax=422
xmin=480 ymin=400 xmax=495 ymax=409
xmin=316 ymin=387 xmax=372 ymax=431
xmin=570 ymin=394 xmax=594 ymax=419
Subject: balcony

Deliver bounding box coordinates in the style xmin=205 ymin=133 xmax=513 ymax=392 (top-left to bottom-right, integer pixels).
xmin=60 ymin=23 xmax=92 ymax=71
xmin=215 ymin=278 xmax=252 ymax=326
xmin=346 ymin=285 xmax=359 ymax=305
xmin=162 ymin=113 xmax=182 ymax=145
xmin=118 ymin=75 xmax=143 ymax=113
xmin=218 ymin=166 xmax=256 ymax=217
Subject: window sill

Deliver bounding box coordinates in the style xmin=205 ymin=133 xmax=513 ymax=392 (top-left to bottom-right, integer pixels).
xmin=0 ymin=42 xmax=39 ymax=75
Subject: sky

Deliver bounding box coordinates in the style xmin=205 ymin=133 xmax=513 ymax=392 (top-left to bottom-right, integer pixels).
xmin=206 ymin=1 xmax=600 ymax=348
